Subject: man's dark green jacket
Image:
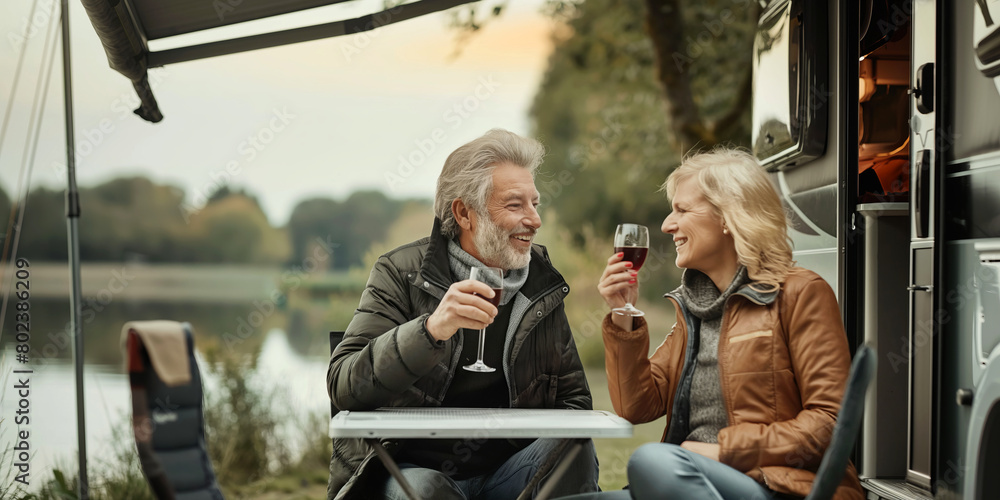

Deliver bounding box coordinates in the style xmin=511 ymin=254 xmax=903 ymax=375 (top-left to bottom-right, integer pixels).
xmin=326 ymin=219 xmax=592 ymax=499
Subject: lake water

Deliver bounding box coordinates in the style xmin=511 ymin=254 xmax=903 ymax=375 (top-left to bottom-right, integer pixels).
xmin=0 ymin=295 xmax=337 ymax=490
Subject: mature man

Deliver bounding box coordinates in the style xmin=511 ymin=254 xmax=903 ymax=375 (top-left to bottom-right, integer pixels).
xmin=327 ymin=129 xmax=598 ymax=500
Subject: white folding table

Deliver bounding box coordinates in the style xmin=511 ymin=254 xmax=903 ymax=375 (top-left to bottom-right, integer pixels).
xmin=329 ymin=408 xmax=633 ymax=500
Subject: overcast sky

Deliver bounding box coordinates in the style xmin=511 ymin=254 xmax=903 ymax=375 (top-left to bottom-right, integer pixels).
xmin=0 ymin=0 xmax=556 ymax=225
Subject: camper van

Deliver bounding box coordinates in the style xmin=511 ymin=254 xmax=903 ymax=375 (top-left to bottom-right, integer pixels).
xmin=750 ymin=0 xmax=1000 ymax=498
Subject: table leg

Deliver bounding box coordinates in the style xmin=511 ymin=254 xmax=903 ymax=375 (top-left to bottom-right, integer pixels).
xmin=514 ymin=438 xmax=586 ymax=500
xmin=536 ymin=439 xmax=585 ymax=500
xmin=365 ymin=438 xmax=421 ymax=500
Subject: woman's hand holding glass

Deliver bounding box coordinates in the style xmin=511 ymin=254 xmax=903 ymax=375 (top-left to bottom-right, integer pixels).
xmin=610 ymin=224 xmax=648 ymax=317
xmin=598 ymin=251 xmax=641 ymax=331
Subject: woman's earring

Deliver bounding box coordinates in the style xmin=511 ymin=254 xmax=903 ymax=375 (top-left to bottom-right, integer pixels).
xmin=723 ymin=226 xmax=729 ymax=235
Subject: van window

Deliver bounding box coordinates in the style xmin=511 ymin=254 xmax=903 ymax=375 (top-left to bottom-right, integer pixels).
xmin=751 ymin=0 xmax=828 ymax=169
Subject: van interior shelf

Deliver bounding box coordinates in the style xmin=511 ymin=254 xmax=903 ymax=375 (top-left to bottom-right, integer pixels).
xmin=856 ymin=202 xmax=909 ymax=216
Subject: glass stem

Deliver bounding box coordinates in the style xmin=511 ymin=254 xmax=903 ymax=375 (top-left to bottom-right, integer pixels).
xmin=477 ymin=329 xmax=486 ymax=363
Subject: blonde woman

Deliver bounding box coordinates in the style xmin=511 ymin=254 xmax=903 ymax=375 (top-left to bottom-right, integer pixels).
xmin=593 ymin=149 xmax=863 ymax=500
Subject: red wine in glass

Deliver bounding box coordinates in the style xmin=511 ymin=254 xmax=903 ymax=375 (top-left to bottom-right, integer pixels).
xmin=476 ymin=288 xmax=503 ymax=307
xmin=614 ymin=246 xmax=648 ymax=271
xmin=612 ymin=224 xmax=649 ymax=317
xmin=464 ymin=267 xmax=503 ymax=373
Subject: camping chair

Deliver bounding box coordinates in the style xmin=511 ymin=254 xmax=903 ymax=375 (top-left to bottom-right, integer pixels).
xmin=804 ymin=343 xmax=876 ymax=500
xmin=552 ymin=344 xmax=876 ymax=500
xmin=123 ymin=320 xmax=224 ymax=500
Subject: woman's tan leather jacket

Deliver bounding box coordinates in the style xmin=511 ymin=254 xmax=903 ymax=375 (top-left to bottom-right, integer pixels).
xmin=603 ymin=268 xmax=863 ymax=500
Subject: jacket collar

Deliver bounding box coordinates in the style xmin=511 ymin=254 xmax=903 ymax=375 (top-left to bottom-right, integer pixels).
xmin=735 ymin=282 xmax=779 ymax=305
xmin=417 ymin=217 xmax=455 ymax=290
xmin=666 ymin=273 xmax=780 ymax=306
xmin=418 ymin=217 xmax=567 ymax=299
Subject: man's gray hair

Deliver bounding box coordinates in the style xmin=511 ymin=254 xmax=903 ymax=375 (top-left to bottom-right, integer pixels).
xmin=435 ymin=128 xmax=545 ymax=239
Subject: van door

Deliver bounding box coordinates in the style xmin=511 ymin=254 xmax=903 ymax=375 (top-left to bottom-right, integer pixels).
xmin=907 ymin=0 xmax=938 ymax=491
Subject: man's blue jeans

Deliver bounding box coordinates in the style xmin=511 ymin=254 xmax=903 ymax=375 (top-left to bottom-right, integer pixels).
xmin=379 ymin=438 xmax=600 ymax=500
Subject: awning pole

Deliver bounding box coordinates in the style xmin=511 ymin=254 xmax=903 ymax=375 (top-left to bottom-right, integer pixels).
xmin=60 ymin=0 xmax=88 ymax=497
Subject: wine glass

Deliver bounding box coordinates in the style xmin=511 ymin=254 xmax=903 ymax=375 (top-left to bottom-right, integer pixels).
xmin=612 ymin=224 xmax=649 ymax=317
xmin=463 ymin=266 xmax=503 ymax=373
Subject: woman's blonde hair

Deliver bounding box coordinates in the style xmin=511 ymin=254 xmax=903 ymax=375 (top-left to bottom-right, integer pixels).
xmin=662 ymin=147 xmax=794 ymax=292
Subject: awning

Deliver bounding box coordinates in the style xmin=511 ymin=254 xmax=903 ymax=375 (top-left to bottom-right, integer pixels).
xmin=79 ymin=0 xmax=478 ymax=123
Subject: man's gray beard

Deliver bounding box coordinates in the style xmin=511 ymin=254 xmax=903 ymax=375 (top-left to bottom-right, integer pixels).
xmin=473 ymin=215 xmax=532 ymax=271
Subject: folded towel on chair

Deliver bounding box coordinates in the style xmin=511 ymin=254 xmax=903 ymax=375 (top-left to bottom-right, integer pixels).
xmin=121 ymin=320 xmax=192 ymax=386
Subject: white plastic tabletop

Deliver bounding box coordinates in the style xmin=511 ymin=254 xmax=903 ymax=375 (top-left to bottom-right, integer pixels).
xmin=329 ymin=407 xmax=633 ymax=439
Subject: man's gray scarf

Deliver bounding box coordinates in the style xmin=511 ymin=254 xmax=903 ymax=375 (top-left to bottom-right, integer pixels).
xmin=447 ymin=240 xmax=533 ymax=374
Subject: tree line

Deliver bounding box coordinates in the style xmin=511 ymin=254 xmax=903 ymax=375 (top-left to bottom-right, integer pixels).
xmin=0 ymin=178 xmax=423 ymax=269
